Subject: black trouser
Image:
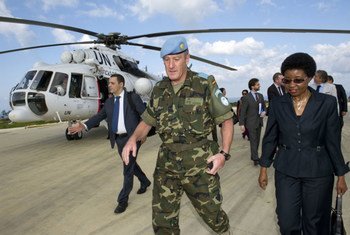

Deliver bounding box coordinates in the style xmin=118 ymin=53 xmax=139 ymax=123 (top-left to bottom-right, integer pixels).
xmin=275 ymin=171 xmax=334 ymax=235
xmin=115 ymin=135 xmax=149 ymax=204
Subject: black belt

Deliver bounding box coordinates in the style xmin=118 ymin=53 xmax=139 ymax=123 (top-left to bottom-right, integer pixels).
xmin=115 ymin=133 xmax=128 ymax=138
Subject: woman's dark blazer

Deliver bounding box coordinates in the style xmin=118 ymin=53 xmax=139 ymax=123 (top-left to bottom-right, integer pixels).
xmin=260 ymin=87 xmax=348 ymax=178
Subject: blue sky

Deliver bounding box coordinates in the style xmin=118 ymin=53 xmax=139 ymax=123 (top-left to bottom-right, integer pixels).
xmin=1 ymin=0 xmax=350 ymax=111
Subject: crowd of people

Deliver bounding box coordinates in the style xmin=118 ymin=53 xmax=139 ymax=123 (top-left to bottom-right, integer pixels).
xmin=69 ymin=36 xmax=349 ymax=235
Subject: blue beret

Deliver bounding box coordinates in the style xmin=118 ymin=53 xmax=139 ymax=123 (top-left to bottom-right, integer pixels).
xmin=160 ymin=36 xmax=188 ymax=58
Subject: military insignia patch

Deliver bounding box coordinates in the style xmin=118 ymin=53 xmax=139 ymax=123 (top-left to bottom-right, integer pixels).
xmin=180 ymin=43 xmax=185 ymax=50
xmin=221 ymin=97 xmax=230 ymax=106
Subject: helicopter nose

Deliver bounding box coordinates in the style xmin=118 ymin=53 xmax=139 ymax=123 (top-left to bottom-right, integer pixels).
xmin=9 ymin=108 xmax=42 ymax=122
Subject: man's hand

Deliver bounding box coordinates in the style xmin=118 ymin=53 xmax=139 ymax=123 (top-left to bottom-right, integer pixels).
xmin=206 ymin=153 xmax=225 ymax=175
xmin=240 ymin=125 xmax=245 ymax=133
xmin=122 ymin=138 xmax=137 ymax=165
xmin=68 ymin=122 xmax=84 ymax=134
xmin=258 ymin=167 xmax=268 ymax=190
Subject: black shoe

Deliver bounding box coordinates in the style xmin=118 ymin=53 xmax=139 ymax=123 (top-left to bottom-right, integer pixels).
xmin=137 ymin=181 xmax=151 ymax=194
xmin=114 ymin=202 xmax=128 ymax=214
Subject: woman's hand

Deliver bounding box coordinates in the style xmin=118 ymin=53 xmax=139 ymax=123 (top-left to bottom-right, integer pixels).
xmin=336 ymin=175 xmax=348 ymax=195
xmin=258 ymin=167 xmax=268 ymax=190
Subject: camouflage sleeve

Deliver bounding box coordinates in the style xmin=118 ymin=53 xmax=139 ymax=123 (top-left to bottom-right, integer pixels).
xmin=141 ymin=109 xmax=157 ymax=126
xmin=141 ymin=95 xmax=157 ymax=126
xmin=207 ymin=75 xmax=233 ymax=124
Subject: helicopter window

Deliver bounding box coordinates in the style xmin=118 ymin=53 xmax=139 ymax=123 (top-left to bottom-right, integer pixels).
xmin=113 ymin=56 xmax=125 ymax=70
xmin=17 ymin=70 xmax=37 ymax=90
xmin=11 ymin=92 xmax=26 ymax=106
xmin=69 ymin=73 xmax=83 ymax=98
xmin=30 ymin=70 xmax=53 ymax=91
xmin=81 ymin=76 xmax=99 ymax=98
xmin=49 ymin=72 xmax=69 ymax=96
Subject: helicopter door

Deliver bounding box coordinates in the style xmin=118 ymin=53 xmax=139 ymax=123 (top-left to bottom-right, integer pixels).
xmin=81 ymin=76 xmax=99 ymax=99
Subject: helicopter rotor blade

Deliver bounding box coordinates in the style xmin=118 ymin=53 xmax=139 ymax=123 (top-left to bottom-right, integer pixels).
xmin=127 ymin=28 xmax=350 ymax=40
xmin=0 ymin=41 xmax=97 ymax=55
xmin=127 ymin=42 xmax=236 ymax=71
xmin=0 ymin=16 xmax=100 ymax=37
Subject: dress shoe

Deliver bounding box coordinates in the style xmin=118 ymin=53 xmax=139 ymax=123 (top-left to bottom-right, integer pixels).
xmin=114 ymin=202 xmax=128 ymax=214
xmin=137 ymin=181 xmax=151 ymax=194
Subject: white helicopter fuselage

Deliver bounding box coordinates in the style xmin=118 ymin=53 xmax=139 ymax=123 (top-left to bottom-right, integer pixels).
xmin=8 ymin=46 xmax=158 ymax=122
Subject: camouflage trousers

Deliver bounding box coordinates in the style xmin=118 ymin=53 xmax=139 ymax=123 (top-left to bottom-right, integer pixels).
xmin=152 ymin=142 xmax=230 ymax=234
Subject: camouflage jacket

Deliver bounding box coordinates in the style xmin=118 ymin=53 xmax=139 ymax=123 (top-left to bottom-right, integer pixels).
xmin=142 ymin=70 xmax=232 ymax=144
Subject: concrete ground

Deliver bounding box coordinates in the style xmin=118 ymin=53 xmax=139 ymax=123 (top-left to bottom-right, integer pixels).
xmin=0 ymin=116 xmax=349 ymax=235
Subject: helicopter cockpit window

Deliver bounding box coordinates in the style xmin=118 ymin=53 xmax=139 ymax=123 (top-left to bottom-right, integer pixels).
xmin=69 ymin=73 xmax=82 ymax=98
xmin=49 ymin=72 xmax=69 ymax=96
xmin=113 ymin=56 xmax=125 ymax=70
xmin=30 ymin=70 xmax=53 ymax=91
xmin=17 ymin=70 xmax=37 ymax=90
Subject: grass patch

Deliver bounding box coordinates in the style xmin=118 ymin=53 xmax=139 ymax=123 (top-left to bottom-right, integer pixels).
xmin=0 ymin=119 xmax=58 ymax=129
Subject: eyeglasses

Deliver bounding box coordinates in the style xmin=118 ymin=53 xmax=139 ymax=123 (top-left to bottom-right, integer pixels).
xmin=282 ymin=78 xmax=306 ymax=84
xmin=242 ymin=93 xmax=248 ymax=95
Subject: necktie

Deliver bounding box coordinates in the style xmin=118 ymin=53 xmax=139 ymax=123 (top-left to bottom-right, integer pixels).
xmin=278 ymin=86 xmax=283 ymax=96
xmin=255 ymin=93 xmax=259 ymax=102
xmin=111 ymin=96 xmax=120 ymax=133
xmin=316 ymin=85 xmax=321 ymax=92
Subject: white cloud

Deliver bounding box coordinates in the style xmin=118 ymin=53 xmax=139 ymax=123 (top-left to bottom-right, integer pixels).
xmin=129 ymin=0 xmax=219 ymax=24
xmin=313 ymin=41 xmax=350 ymax=74
xmin=223 ymin=0 xmax=246 ymax=8
xmin=316 ymin=2 xmax=331 ymax=12
xmin=51 ymin=29 xmax=95 ymax=48
xmin=80 ymin=3 xmax=125 ymax=20
xmin=259 ymin=0 xmax=276 ymax=7
xmin=0 ymin=0 xmax=36 ymax=46
xmin=40 ymin=0 xmax=79 ymax=11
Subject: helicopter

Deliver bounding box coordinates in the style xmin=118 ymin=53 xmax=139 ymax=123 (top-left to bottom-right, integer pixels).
xmin=1 ymin=16 xmax=350 ymax=140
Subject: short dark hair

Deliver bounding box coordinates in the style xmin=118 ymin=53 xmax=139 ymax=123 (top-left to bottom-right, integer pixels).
xmin=242 ymin=89 xmax=248 ymax=95
xmin=219 ymin=87 xmax=226 ymax=93
xmin=327 ymin=75 xmax=334 ymax=83
xmin=316 ymin=70 xmax=328 ymax=83
xmin=272 ymin=72 xmax=282 ymax=82
xmin=281 ymin=52 xmax=316 ymax=78
xmin=110 ymin=74 xmax=125 ymax=86
xmin=248 ymin=78 xmax=259 ymax=90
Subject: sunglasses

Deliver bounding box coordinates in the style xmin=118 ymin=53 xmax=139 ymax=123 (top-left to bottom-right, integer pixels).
xmin=282 ymin=78 xmax=306 ymax=84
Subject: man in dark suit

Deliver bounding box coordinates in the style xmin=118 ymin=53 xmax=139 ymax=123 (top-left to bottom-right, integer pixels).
xmin=267 ymin=72 xmax=285 ymax=115
xmin=328 ymin=75 xmax=348 ymax=129
xmin=239 ymin=78 xmax=266 ymax=165
xmin=69 ymin=74 xmax=151 ymax=214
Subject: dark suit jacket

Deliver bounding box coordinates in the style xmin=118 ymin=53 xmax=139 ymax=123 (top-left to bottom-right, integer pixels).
xmin=267 ymin=84 xmax=285 ymax=102
xmin=335 ymin=84 xmax=348 ymax=113
xmin=267 ymin=84 xmax=285 ymax=115
xmin=85 ymin=90 xmax=145 ymax=149
xmin=260 ymin=88 xmax=349 ymax=177
xmin=239 ymin=92 xmax=266 ymax=129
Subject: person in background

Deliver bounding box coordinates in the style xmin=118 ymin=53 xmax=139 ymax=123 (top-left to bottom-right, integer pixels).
xmin=259 ymin=52 xmax=348 ymax=235
xmin=239 ymin=79 xmax=266 ymax=166
xmin=68 ymin=74 xmax=151 ymax=214
xmin=236 ymin=89 xmax=249 ymax=140
xmin=327 ymin=75 xmax=348 ymax=130
xmin=267 ymin=72 xmax=285 ymax=115
xmin=122 ymin=36 xmax=233 ymax=234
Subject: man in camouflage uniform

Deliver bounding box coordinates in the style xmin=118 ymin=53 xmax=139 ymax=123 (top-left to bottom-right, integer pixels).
xmin=122 ymin=36 xmax=234 ymax=234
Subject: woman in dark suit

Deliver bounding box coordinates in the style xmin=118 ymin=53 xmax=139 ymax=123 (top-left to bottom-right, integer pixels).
xmin=258 ymin=52 xmax=348 ymax=235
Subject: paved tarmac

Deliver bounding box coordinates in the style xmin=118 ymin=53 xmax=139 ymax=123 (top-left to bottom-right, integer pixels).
xmin=0 ymin=116 xmax=349 ymax=235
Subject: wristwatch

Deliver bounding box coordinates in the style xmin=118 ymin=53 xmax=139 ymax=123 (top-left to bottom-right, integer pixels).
xmin=220 ymin=150 xmax=231 ymax=161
